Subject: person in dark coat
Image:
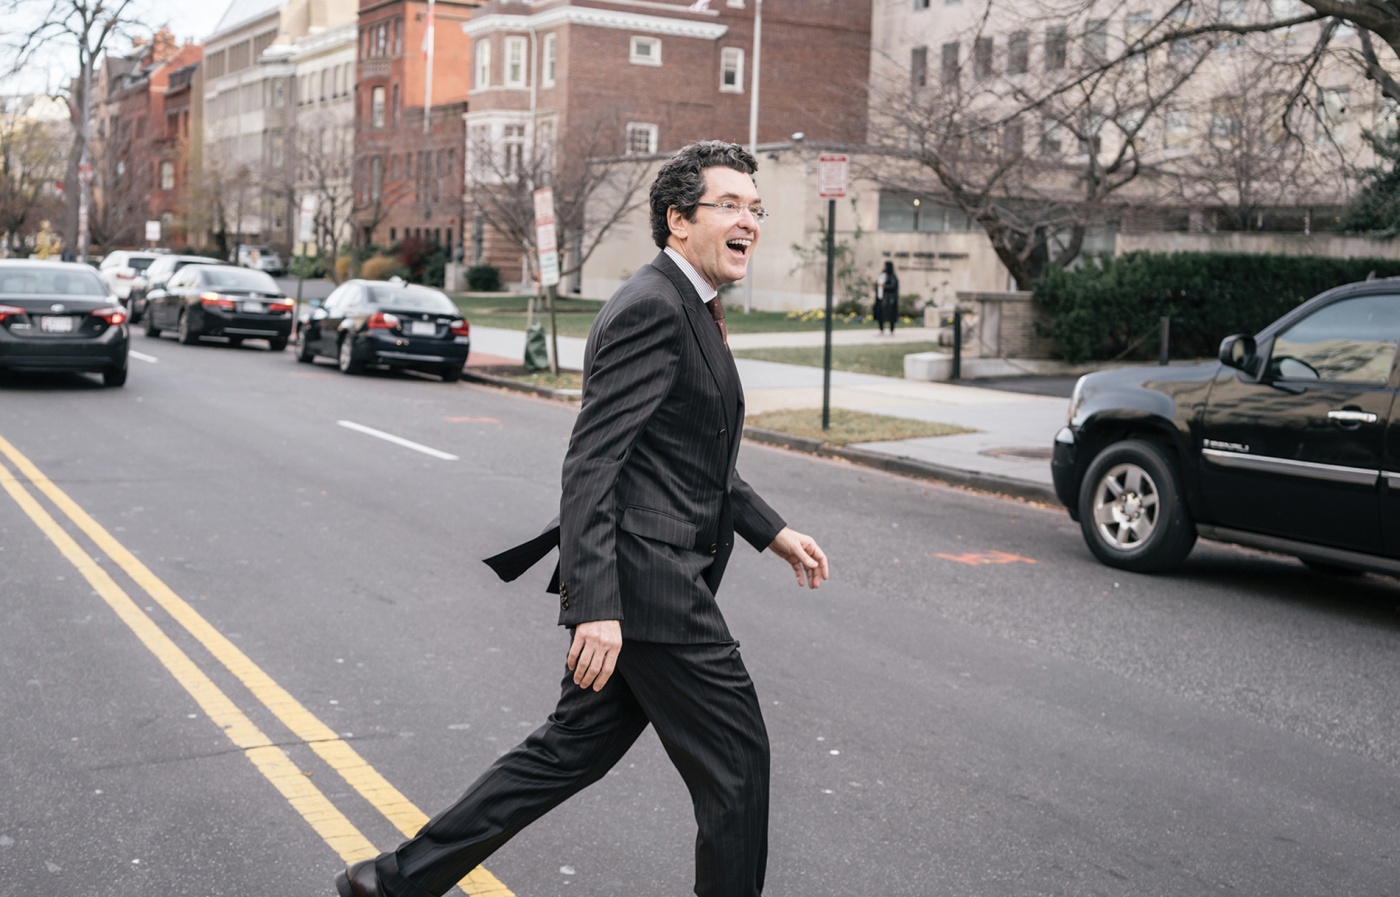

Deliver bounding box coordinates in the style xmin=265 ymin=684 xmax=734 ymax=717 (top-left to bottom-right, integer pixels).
xmin=333 ymin=140 xmax=830 ymax=897
xmin=876 ymin=260 xmax=899 ymax=333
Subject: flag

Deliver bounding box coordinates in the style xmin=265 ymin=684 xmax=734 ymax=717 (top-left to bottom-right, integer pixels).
xmin=422 ymin=0 xmax=435 ymax=53
xmin=688 ymin=0 xmax=712 ymax=10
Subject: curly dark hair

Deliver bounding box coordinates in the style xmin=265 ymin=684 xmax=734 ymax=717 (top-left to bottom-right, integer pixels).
xmin=649 ymin=141 xmax=758 ymax=249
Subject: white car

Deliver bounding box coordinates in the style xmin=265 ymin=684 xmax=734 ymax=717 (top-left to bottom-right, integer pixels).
xmin=98 ymin=250 xmax=163 ymax=302
xmin=234 ymin=244 xmax=285 ymax=276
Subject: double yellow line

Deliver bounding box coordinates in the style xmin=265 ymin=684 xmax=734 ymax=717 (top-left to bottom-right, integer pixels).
xmin=0 ymin=434 xmax=512 ymax=897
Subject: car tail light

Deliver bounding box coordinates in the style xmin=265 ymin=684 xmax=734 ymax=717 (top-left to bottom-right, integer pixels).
xmin=268 ymin=300 xmax=293 ymax=313
xmin=367 ymin=311 xmax=399 ymax=330
xmin=116 ymin=271 xmax=135 ymax=280
xmin=200 ymin=292 xmax=235 ymax=310
xmin=0 ymin=304 xmax=24 ymax=322
xmin=450 ymin=319 xmax=470 ymax=337
xmin=90 ymin=306 xmax=127 ymax=325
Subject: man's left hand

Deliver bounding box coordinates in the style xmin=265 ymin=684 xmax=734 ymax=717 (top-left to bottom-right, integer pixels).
xmin=767 ymin=526 xmax=830 ymax=589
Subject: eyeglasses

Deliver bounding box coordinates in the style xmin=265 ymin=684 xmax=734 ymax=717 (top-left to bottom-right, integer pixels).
xmin=695 ymin=201 xmax=769 ymax=223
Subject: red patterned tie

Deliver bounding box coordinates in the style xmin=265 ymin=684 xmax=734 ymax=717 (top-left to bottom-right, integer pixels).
xmin=708 ymin=297 xmax=728 ymax=348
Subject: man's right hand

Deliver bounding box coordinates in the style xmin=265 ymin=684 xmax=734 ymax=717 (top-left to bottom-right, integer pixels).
xmin=567 ymin=619 xmax=622 ymax=691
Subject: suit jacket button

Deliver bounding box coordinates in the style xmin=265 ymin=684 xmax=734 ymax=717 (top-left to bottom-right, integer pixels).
xmin=708 ymin=543 xmax=718 ymax=554
xmin=718 ymin=427 xmax=727 ymax=438
xmin=560 ymin=595 xmax=569 ymax=610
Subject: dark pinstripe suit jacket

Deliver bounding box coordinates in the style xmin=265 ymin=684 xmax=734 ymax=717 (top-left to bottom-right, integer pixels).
xmin=550 ymin=251 xmax=786 ymax=643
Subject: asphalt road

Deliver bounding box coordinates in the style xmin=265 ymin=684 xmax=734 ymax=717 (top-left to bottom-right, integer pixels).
xmin=3 ymin=331 xmax=1399 ymax=897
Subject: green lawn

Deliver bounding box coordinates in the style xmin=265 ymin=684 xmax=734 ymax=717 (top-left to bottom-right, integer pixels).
xmin=451 ymin=292 xmax=891 ymax=339
xmin=731 ymin=342 xmax=944 ymax=378
xmin=746 ymin=409 xmax=974 ymax=446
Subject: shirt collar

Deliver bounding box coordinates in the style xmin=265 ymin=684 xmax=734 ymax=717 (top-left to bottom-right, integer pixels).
xmin=664 ymin=247 xmax=717 ymax=303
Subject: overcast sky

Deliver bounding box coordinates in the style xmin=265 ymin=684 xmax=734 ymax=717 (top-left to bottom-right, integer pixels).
xmin=2 ymin=0 xmax=231 ymax=95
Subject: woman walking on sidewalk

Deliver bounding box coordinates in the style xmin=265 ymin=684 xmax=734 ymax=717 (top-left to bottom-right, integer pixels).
xmin=875 ymin=260 xmax=900 ymax=334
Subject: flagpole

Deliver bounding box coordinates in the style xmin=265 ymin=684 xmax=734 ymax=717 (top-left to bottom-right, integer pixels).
xmin=743 ymin=0 xmax=761 ymax=313
xmin=423 ymin=0 xmax=435 ymax=136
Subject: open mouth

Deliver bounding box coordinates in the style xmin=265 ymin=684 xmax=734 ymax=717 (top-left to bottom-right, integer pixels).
xmin=726 ymin=238 xmax=752 ymax=256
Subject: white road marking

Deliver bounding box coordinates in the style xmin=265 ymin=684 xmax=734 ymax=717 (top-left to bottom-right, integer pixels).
xmin=128 ymin=351 xmax=158 ymax=363
xmin=336 ymin=420 xmax=458 ymax=461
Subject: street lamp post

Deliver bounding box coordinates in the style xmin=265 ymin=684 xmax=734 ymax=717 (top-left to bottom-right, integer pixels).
xmin=743 ymin=0 xmax=761 ymax=314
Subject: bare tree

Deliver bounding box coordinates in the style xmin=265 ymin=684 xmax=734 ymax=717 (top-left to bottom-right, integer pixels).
xmin=0 ymin=99 xmax=67 ymax=253
xmin=1 ymin=0 xmax=142 ymax=257
xmin=289 ymin=108 xmax=356 ymax=271
xmin=464 ymin=114 xmax=652 ymax=372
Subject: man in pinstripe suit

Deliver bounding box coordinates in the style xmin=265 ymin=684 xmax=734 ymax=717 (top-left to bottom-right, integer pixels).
xmin=336 ymin=141 xmax=828 ymax=897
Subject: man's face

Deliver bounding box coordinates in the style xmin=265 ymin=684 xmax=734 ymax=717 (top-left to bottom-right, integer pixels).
xmin=666 ymin=166 xmax=761 ymax=289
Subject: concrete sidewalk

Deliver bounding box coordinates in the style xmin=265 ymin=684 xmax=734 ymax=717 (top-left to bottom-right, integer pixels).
xmin=467 ymin=325 xmax=1067 ymax=504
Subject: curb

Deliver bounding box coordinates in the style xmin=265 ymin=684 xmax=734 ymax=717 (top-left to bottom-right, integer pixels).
xmin=459 ymin=371 xmax=1058 ymax=506
xmin=741 ymin=427 xmax=1059 ymax=506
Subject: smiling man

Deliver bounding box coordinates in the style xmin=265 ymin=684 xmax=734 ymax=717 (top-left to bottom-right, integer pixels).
xmin=336 ymin=141 xmax=829 ymax=897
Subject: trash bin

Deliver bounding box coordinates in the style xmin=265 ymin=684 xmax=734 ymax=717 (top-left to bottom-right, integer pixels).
xmin=523 ymin=322 xmax=549 ymax=372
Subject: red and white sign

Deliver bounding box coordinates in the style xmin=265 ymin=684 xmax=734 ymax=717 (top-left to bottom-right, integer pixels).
xmin=533 ymin=187 xmax=560 ymax=287
xmin=818 ymin=153 xmax=849 ymax=199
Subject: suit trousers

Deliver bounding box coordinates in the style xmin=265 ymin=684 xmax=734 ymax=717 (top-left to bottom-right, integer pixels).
xmin=377 ymin=639 xmax=771 ymax=897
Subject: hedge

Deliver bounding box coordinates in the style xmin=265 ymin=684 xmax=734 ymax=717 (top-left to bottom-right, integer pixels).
xmin=1033 ymin=251 xmax=1400 ymax=364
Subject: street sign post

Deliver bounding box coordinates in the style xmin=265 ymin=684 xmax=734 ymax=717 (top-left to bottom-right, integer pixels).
xmin=145 ymin=220 xmax=161 ymax=245
xmin=817 ymin=154 xmax=849 ymax=430
xmin=533 ymin=188 xmax=562 ymax=374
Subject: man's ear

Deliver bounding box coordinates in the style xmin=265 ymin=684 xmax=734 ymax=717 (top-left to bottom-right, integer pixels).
xmin=666 ymin=205 xmax=690 ymax=241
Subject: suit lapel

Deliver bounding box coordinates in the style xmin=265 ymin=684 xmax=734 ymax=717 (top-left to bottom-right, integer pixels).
xmin=651 ymin=254 xmax=741 ymax=426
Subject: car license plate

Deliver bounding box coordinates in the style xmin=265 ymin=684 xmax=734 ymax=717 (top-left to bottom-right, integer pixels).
xmin=242 ymin=301 xmax=265 ymax=313
xmin=410 ymin=321 xmax=436 ymax=336
xmin=41 ymin=316 xmax=74 ymax=333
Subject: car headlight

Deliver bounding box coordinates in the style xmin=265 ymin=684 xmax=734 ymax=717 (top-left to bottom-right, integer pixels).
xmin=1066 ymin=376 xmax=1086 ymax=425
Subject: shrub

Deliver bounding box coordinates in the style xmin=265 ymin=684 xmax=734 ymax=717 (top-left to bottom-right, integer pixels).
xmin=360 ymin=254 xmax=411 ymax=281
xmin=1033 ymin=251 xmax=1400 ymax=364
xmin=288 ymin=254 xmax=326 ymax=279
xmin=334 ymin=254 xmax=352 ymax=282
xmin=466 ymin=264 xmax=501 ymax=291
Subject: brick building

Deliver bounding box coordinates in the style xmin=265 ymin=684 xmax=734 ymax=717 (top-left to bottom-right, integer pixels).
xmin=353 ymin=0 xmax=481 ymax=251
xmin=460 ymin=0 xmax=871 ymax=282
xmin=151 ymin=58 xmax=204 ymax=248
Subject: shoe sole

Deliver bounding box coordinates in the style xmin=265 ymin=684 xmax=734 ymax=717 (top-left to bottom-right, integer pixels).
xmin=333 ymin=870 xmax=353 ymax=897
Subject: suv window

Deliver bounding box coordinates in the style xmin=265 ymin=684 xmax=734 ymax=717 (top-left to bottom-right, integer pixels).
xmin=1269 ymin=294 xmax=1400 ymax=384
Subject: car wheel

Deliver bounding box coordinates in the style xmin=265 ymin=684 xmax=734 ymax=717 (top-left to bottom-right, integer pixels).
xmin=144 ymin=312 xmax=161 ymax=338
xmin=1077 ymin=439 xmax=1197 ymax=573
xmin=439 ymin=362 xmax=464 ymax=383
xmin=102 ymin=365 xmax=128 ymax=387
xmin=177 ymin=310 xmax=198 ymax=345
xmin=295 ymin=331 xmax=316 ymax=363
xmin=337 ymin=336 xmax=363 ymax=374
xmin=268 ymin=336 xmax=288 ymax=352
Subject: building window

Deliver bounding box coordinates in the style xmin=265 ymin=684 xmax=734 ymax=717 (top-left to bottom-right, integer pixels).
xmin=973 ymin=37 xmax=993 ymax=80
xmin=940 ymin=42 xmax=959 ymax=87
xmin=721 ymin=47 xmax=743 ymax=92
xmin=910 ymin=46 xmax=927 ymax=90
xmin=542 ymin=33 xmax=557 ymax=87
xmin=393 ymin=18 xmax=402 ymax=56
xmin=913 ymin=0 xmax=929 ymax=8
xmin=392 ymin=84 xmax=400 ymax=125
xmin=371 ymin=86 xmax=385 ymax=128
xmin=475 ymin=40 xmax=491 ymax=88
xmin=320 ymin=69 xmax=329 ymax=102
xmin=631 ymin=36 xmax=661 ymax=66
xmin=1039 ymin=118 xmax=1063 ymax=156
xmin=1317 ymin=87 xmax=1350 ymax=142
xmin=159 ymin=161 xmax=175 ymax=190
xmin=1007 ymin=31 xmax=1028 ymax=75
xmin=1164 ymin=110 xmax=1193 ymax=150
xmin=626 ymin=122 xmax=658 ymax=155
xmin=273 ymin=80 xmax=285 ymax=107
xmin=503 ymin=124 xmax=525 ymax=178
xmin=1045 ymin=26 xmax=1068 ymax=71
xmin=370 ymin=156 xmax=383 ymax=202
xmin=1003 ymin=120 xmax=1024 ymax=158
xmin=1084 ymin=18 xmax=1109 ymax=65
xmin=505 ymin=36 xmax=527 ymax=87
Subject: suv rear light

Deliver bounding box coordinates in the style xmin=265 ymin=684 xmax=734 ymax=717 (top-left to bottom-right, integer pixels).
xmin=367 ymin=311 xmax=400 ymax=330
xmin=0 ymin=304 xmax=24 ymax=323
xmin=200 ymin=292 xmax=235 ymax=310
xmin=450 ymin=319 xmax=470 ymax=337
xmin=90 ymin=306 xmax=127 ymax=325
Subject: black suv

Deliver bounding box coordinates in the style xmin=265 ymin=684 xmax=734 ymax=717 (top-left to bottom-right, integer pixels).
xmin=1052 ymin=278 xmax=1400 ymax=576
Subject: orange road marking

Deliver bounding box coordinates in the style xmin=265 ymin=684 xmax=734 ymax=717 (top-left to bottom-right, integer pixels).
xmin=937 ymin=550 xmax=1037 ymax=566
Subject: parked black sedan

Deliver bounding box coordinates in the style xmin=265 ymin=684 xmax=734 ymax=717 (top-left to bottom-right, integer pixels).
xmin=296 ymin=279 xmax=470 ymax=381
xmin=128 ymin=254 xmax=223 ymax=322
xmin=0 ymin=259 xmax=129 ymax=386
xmin=143 ymin=264 xmax=293 ymax=350
xmin=1052 ymin=277 xmax=1400 ymax=577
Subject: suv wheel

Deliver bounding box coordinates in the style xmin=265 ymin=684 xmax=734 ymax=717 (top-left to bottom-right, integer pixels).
xmin=1077 ymin=439 xmax=1197 ymax=573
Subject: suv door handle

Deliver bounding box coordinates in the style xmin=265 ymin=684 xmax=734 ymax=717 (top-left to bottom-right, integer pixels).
xmin=1327 ymin=409 xmax=1378 ymax=424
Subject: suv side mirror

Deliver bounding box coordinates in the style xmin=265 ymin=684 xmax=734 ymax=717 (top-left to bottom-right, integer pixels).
xmin=1218 ymin=334 xmax=1258 ymax=375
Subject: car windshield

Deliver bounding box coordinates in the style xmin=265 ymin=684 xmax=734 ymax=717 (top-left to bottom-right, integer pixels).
xmin=366 ymin=284 xmax=457 ymax=313
xmin=130 ymin=256 xmax=158 ymax=272
xmin=0 ymin=265 xmax=106 ymax=296
xmin=203 ymin=267 xmax=280 ymax=292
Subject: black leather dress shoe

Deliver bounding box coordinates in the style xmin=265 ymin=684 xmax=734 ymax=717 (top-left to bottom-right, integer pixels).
xmin=334 ymin=859 xmax=385 ymax=897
